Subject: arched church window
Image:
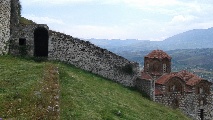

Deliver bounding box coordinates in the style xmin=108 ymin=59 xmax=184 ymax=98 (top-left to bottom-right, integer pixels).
xmin=197 ymin=85 xmax=208 ymax=94
xmin=172 ymin=85 xmax=176 ymax=92
xmin=146 ymin=64 xmax=149 ymax=72
xmin=169 ymin=85 xmax=178 ymax=92
xmin=199 ymin=87 xmax=204 ymax=94
xmin=199 ymin=98 xmax=207 ymax=106
xmin=168 ymin=79 xmax=183 ymax=94
xmin=200 ymin=100 xmax=203 ymax=105
xmin=163 ymin=64 xmax=166 ymax=73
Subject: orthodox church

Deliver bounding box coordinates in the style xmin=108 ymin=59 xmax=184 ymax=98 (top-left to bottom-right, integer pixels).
xmin=136 ymin=50 xmax=213 ymax=120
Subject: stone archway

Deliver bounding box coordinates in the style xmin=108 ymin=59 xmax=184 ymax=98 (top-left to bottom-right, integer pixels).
xmin=34 ymin=27 xmax=49 ymax=57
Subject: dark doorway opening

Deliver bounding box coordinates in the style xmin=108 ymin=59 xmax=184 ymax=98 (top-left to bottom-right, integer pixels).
xmin=19 ymin=38 xmax=26 ymax=46
xmin=19 ymin=38 xmax=27 ymax=55
xmin=171 ymin=99 xmax=179 ymax=109
xmin=34 ymin=27 xmax=49 ymax=57
xmin=200 ymin=109 xmax=204 ymax=120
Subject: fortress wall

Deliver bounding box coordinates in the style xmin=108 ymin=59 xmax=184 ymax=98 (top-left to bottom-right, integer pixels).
xmin=136 ymin=78 xmax=154 ymax=99
xmin=0 ymin=0 xmax=11 ymax=54
xmin=49 ymin=31 xmax=139 ymax=87
xmin=10 ymin=25 xmax=139 ymax=86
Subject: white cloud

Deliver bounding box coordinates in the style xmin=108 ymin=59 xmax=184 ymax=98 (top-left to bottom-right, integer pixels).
xmin=123 ymin=0 xmax=179 ymax=7
xmin=22 ymin=0 xmax=180 ymax=6
xmin=170 ymin=15 xmax=197 ymax=24
xmin=20 ymin=0 xmax=213 ymax=40
xmin=21 ymin=0 xmax=95 ymax=5
xmin=23 ymin=14 xmax=64 ymax=25
xmin=65 ymin=25 xmax=127 ymax=39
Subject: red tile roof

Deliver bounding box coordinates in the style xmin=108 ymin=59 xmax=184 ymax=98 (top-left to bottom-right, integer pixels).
xmin=141 ymin=72 xmax=153 ymax=80
xmin=145 ymin=50 xmax=171 ymax=59
xmin=155 ymin=73 xmax=178 ymax=85
xmin=155 ymin=88 xmax=163 ymax=95
xmin=186 ymin=77 xmax=202 ymax=86
xmin=176 ymin=70 xmax=196 ymax=82
xmin=176 ymin=70 xmax=205 ymax=86
xmin=155 ymin=70 xmax=208 ymax=86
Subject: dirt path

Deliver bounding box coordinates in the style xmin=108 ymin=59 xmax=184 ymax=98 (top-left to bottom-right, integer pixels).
xmin=33 ymin=64 xmax=60 ymax=119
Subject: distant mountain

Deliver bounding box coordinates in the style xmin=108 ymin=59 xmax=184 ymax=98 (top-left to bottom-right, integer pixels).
xmin=86 ymin=27 xmax=213 ymax=52
xmin=161 ymin=27 xmax=213 ymax=50
xmin=86 ymin=39 xmax=145 ymax=52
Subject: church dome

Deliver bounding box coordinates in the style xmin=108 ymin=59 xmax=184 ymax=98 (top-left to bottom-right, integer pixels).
xmin=145 ymin=50 xmax=171 ymax=59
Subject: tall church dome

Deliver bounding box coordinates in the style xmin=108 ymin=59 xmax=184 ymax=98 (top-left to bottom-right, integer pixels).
xmin=144 ymin=50 xmax=172 ymax=77
xmin=145 ymin=50 xmax=171 ymax=59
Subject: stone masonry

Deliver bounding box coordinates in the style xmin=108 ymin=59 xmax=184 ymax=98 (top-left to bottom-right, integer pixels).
xmin=10 ymin=25 xmax=139 ymax=86
xmin=0 ymin=0 xmax=11 ymax=55
xmin=10 ymin=24 xmax=49 ymax=56
xmin=50 ymin=31 xmax=139 ymax=86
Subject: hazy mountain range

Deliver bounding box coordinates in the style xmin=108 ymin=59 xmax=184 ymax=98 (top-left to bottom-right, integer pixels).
xmin=86 ymin=27 xmax=213 ymax=52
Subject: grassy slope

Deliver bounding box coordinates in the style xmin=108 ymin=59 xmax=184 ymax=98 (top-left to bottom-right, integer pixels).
xmin=0 ymin=56 xmax=45 ymax=119
xmin=0 ymin=56 xmax=190 ymax=120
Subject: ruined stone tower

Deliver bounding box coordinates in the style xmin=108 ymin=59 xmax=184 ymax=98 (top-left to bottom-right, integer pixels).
xmin=0 ymin=0 xmax=11 ymax=54
xmin=0 ymin=0 xmax=19 ymax=55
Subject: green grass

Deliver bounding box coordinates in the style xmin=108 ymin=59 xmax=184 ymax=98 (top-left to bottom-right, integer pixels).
xmin=0 ymin=55 xmax=190 ymax=120
xmin=19 ymin=17 xmax=36 ymax=25
xmin=0 ymin=56 xmax=44 ymax=119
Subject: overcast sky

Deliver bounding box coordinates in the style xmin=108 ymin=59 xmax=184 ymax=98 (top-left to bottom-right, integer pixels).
xmin=20 ymin=0 xmax=213 ymax=41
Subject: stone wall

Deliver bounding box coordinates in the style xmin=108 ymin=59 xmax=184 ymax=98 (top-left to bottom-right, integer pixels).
xmin=48 ymin=31 xmax=139 ymax=86
xmin=10 ymin=25 xmax=139 ymax=87
xmin=155 ymin=92 xmax=213 ymax=120
xmin=10 ymin=0 xmax=20 ymax=33
xmin=136 ymin=78 xmax=154 ymax=99
xmin=10 ymin=24 xmax=48 ymax=56
xmin=0 ymin=0 xmax=11 ymax=55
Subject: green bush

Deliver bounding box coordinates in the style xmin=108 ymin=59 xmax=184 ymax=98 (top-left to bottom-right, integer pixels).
xmin=121 ymin=64 xmax=134 ymax=74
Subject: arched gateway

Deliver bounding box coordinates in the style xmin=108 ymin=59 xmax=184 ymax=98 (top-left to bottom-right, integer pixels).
xmin=34 ymin=27 xmax=49 ymax=57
